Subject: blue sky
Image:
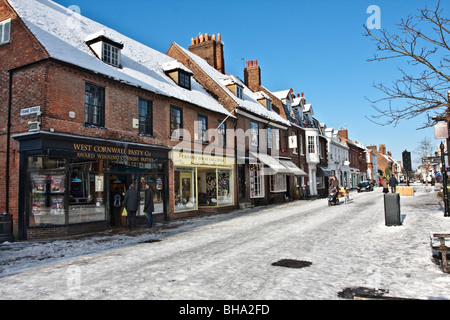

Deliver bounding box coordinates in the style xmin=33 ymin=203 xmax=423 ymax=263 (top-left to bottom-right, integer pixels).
xmin=53 ymin=0 xmax=449 ymax=169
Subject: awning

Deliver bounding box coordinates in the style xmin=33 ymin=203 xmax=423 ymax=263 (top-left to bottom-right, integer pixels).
xmin=250 ymin=152 xmax=291 ymax=174
xmin=317 ymin=165 xmax=333 ymax=177
xmin=279 ymin=160 xmax=308 ymax=176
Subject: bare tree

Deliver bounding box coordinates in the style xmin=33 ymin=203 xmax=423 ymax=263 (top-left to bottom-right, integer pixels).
xmin=364 ymin=0 xmax=450 ymax=129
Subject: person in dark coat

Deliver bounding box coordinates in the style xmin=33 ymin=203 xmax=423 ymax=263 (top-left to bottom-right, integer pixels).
xmin=389 ymin=175 xmax=398 ymax=193
xmin=329 ymin=175 xmax=339 ymax=204
xmin=144 ymin=183 xmax=154 ymax=228
xmin=124 ymin=184 xmax=140 ymax=228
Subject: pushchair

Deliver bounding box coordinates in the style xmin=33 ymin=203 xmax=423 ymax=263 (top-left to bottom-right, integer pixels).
xmin=328 ymin=188 xmax=339 ymax=206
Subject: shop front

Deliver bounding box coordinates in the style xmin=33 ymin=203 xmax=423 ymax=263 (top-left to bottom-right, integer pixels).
xmin=13 ymin=132 xmax=170 ymax=240
xmin=171 ymin=151 xmax=235 ymax=214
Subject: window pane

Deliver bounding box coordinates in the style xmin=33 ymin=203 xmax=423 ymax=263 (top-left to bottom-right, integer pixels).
xmin=139 ymin=99 xmax=152 ymax=135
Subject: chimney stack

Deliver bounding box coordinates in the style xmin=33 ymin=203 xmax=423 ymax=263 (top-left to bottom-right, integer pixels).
xmin=188 ymin=33 xmax=225 ymax=74
xmin=244 ymin=58 xmax=261 ymax=92
xmin=379 ymin=144 xmax=386 ymax=155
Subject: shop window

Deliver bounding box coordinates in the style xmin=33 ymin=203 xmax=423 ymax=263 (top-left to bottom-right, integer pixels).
xmin=250 ymin=164 xmax=264 ymax=198
xmin=218 ymin=169 xmax=233 ymax=206
xmin=270 ymin=174 xmax=287 ymax=192
xmin=198 ymin=168 xmax=216 ymax=206
xmin=68 ymin=162 xmax=106 ymax=224
xmin=174 ymin=167 xmax=196 ymax=211
xmin=30 ymin=171 xmax=66 ymax=227
xmin=139 ymin=173 xmax=164 ymax=215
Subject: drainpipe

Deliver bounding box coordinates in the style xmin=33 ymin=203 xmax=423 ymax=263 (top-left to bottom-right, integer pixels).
xmin=5 ymin=69 xmax=12 ymax=215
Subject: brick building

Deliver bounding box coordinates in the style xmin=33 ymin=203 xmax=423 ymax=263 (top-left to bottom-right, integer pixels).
xmin=167 ymin=35 xmax=308 ymax=207
xmin=1 ymin=0 xmax=237 ymax=240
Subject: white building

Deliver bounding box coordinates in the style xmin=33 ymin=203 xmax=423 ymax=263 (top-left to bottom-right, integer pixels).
xmin=324 ymin=127 xmax=350 ymax=189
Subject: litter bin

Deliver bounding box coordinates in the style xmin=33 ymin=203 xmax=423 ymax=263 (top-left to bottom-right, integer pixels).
xmin=0 ymin=213 xmax=14 ymax=243
xmin=384 ymin=193 xmax=402 ymax=226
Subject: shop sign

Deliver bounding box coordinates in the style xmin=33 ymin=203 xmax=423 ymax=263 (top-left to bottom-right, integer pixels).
xmin=72 ymin=143 xmax=154 ymax=163
xmin=171 ymin=151 xmax=234 ymax=168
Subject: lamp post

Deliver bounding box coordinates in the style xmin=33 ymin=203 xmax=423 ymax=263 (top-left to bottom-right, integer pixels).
xmin=441 ymin=142 xmax=449 ymax=217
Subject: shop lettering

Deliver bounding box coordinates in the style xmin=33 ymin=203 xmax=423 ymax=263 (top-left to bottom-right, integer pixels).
xmin=73 ymin=143 xmax=152 ymax=163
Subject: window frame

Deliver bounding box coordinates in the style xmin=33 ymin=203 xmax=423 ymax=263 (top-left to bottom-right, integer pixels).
xmin=236 ymin=85 xmax=243 ymax=99
xmin=270 ymin=174 xmax=287 ymax=193
xmin=218 ymin=120 xmax=226 ymax=147
xmin=0 ymin=19 xmax=11 ymax=45
xmin=178 ymin=71 xmax=191 ymax=90
xmin=84 ymin=82 xmax=105 ymax=128
xmin=170 ymin=106 xmax=183 ymax=139
xmin=102 ymin=42 xmax=120 ymax=67
xmin=197 ymin=114 xmax=208 ymax=144
xmin=138 ymin=98 xmax=153 ymax=136
xmin=250 ymin=164 xmax=264 ymax=198
xmin=250 ymin=122 xmax=259 ymax=147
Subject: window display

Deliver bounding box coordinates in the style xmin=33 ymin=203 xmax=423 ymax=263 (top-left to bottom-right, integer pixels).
xmin=30 ymin=172 xmax=66 ymax=226
xmin=218 ymin=169 xmax=233 ymax=206
xmin=174 ymin=168 xmax=196 ymax=212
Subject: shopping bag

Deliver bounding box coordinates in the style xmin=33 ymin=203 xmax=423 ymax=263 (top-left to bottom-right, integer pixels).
xmin=121 ymin=207 xmax=128 ymax=217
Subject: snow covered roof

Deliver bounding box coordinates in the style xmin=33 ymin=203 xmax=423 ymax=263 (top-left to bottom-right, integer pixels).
xmin=171 ymin=43 xmax=290 ymax=126
xmin=8 ymin=0 xmax=233 ymax=118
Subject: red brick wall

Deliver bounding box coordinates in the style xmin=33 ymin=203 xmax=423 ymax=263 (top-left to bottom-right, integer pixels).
xmin=0 ymin=0 xmax=48 ymax=220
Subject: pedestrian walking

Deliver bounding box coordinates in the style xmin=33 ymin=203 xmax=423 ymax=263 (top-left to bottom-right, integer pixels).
xmin=328 ymin=175 xmax=339 ymax=204
xmin=144 ymin=183 xmax=154 ymax=228
xmin=382 ymin=177 xmax=389 ymax=194
xmin=123 ymin=184 xmax=140 ymax=228
xmin=389 ymin=175 xmax=398 ymax=193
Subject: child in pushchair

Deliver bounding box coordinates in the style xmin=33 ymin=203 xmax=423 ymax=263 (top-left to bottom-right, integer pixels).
xmin=328 ymin=189 xmax=338 ymax=206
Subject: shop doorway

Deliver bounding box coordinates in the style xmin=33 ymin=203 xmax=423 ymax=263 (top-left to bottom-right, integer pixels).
xmin=109 ymin=174 xmax=127 ymax=226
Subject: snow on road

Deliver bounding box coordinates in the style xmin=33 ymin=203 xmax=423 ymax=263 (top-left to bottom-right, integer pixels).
xmin=0 ymin=183 xmax=449 ymax=300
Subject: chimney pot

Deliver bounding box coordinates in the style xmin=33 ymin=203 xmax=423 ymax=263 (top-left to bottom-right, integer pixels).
xmin=212 ymin=34 xmax=216 ymax=41
xmin=195 ymin=36 xmax=199 ymax=44
xmin=191 ymin=38 xmax=195 ymax=45
xmin=246 ymin=60 xmax=249 ymax=68
xmin=290 ymin=88 xmax=293 ymax=93
xmin=199 ymin=34 xmax=204 ymax=43
xmin=301 ymin=92 xmax=304 ymax=97
xmin=217 ymin=33 xmax=221 ymax=42
xmin=297 ymin=93 xmax=300 ymax=98
xmin=254 ymin=59 xmax=258 ymax=66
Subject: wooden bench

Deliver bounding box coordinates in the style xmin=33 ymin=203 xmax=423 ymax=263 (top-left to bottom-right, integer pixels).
xmin=432 ymin=234 xmax=450 ymax=273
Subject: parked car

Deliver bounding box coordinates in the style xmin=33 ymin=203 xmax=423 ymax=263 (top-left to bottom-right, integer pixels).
xmin=357 ymin=181 xmax=373 ymax=192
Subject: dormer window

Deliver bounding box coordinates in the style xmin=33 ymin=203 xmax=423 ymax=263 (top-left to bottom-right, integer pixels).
xmin=236 ymin=85 xmax=243 ymax=99
xmin=254 ymin=91 xmax=272 ymax=111
xmin=163 ymin=61 xmax=193 ymax=90
xmin=85 ymin=30 xmax=123 ymax=68
xmin=102 ymin=42 xmax=120 ymax=67
xmin=220 ymin=76 xmax=244 ymax=100
xmin=0 ymin=19 xmax=11 ymax=45
xmin=178 ymin=71 xmax=191 ymax=90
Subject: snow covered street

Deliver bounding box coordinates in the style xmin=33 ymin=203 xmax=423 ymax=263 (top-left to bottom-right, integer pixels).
xmin=0 ymin=183 xmax=449 ymax=300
